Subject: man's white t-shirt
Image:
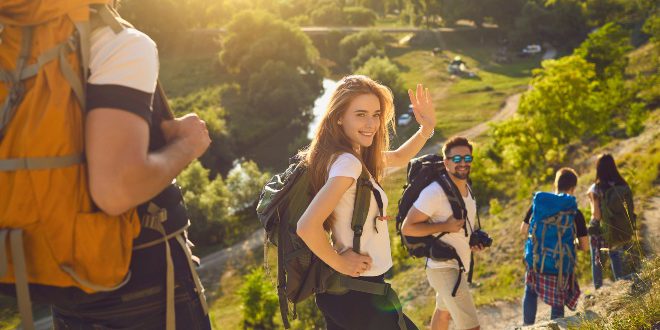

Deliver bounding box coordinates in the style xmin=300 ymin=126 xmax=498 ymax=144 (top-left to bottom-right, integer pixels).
xmin=413 ymin=182 xmax=477 ymax=269
xmin=327 ymin=153 xmax=392 ymax=276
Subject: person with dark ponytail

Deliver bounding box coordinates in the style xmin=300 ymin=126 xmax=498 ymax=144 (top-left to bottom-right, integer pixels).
xmin=587 ymin=153 xmax=637 ymax=289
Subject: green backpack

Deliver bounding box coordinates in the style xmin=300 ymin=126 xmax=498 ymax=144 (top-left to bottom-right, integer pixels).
xmin=256 ymin=159 xmax=407 ymax=329
xmin=600 ymin=184 xmax=636 ymax=248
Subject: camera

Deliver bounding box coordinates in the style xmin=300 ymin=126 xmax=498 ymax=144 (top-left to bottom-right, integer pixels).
xmin=469 ymin=229 xmax=493 ymax=248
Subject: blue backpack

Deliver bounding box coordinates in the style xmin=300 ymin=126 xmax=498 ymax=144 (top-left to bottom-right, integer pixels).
xmin=524 ymin=192 xmax=577 ymax=279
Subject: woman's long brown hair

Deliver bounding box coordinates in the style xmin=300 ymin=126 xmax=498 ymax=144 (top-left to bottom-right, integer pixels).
xmin=298 ymin=75 xmax=395 ymax=195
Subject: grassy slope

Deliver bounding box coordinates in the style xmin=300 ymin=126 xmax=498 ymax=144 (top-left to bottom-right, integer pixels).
xmin=388 ymin=30 xmax=537 ymax=147
xmin=388 ymin=42 xmax=660 ymax=327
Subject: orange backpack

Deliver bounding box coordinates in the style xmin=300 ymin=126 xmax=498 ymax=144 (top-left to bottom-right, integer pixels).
xmin=0 ymin=1 xmax=141 ymax=327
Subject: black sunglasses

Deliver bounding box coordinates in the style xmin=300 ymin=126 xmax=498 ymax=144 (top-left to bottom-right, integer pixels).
xmin=447 ymin=154 xmax=473 ymax=163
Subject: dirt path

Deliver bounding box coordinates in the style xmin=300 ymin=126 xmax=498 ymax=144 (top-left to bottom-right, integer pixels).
xmin=641 ymin=196 xmax=660 ymax=256
xmin=197 ymin=229 xmax=265 ymax=293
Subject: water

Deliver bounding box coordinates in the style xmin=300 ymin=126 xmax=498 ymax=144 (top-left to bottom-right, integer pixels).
xmin=308 ymin=78 xmax=339 ymax=139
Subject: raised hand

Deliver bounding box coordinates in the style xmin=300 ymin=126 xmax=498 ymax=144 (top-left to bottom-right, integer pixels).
xmin=407 ymin=83 xmax=436 ymax=132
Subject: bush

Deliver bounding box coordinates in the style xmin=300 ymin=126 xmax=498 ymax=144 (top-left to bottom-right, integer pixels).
xmin=177 ymin=160 xmax=269 ymax=247
xmin=239 ymin=267 xmax=278 ymax=329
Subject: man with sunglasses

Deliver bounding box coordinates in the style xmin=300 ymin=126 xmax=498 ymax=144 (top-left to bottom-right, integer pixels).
xmin=401 ymin=136 xmax=484 ymax=330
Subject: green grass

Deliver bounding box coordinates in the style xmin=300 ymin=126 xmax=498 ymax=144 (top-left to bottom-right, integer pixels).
xmin=572 ymin=256 xmax=660 ymax=330
xmin=386 ymin=31 xmax=538 ymax=147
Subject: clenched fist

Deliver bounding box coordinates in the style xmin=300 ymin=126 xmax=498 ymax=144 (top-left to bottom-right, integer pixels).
xmin=161 ymin=113 xmax=211 ymax=159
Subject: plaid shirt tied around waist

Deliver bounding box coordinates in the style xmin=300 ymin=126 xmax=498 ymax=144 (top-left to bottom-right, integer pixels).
xmin=526 ymin=270 xmax=580 ymax=310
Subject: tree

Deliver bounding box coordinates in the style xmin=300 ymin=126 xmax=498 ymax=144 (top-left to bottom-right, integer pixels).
xmin=406 ymin=0 xmax=442 ymax=27
xmin=481 ymin=0 xmax=526 ymax=30
xmin=220 ymin=10 xmax=321 ymax=84
xmin=510 ymin=0 xmax=589 ymax=50
xmin=350 ymin=42 xmax=386 ymax=71
xmin=177 ymin=159 xmax=270 ymax=247
xmin=584 ymin=0 xmax=626 ymax=27
xmin=311 ymin=2 xmax=345 ymax=26
xmin=491 ymin=56 xmax=605 ymax=180
xmin=574 ymin=22 xmax=632 ymax=79
xmin=343 ymin=6 xmax=378 ymax=26
xmin=643 ymin=13 xmax=660 ymax=43
xmin=220 ymin=11 xmax=323 ymax=164
xmin=177 ymin=161 xmax=231 ymax=245
xmin=339 ymin=29 xmax=386 ymax=65
xmin=225 ymin=160 xmax=271 ymax=213
xmin=356 ymin=57 xmax=407 ymax=115
xmin=118 ymin=0 xmax=186 ymax=51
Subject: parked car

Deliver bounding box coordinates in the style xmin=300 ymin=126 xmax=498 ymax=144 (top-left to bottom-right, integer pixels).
xmin=519 ymin=44 xmax=542 ymax=57
xmin=398 ymin=113 xmax=413 ymax=126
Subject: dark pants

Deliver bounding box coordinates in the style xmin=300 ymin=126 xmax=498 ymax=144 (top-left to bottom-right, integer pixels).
xmin=591 ymin=241 xmax=631 ymax=289
xmin=52 ymin=236 xmax=210 ymax=330
xmin=315 ymin=275 xmax=418 ymax=330
xmin=522 ymin=282 xmax=564 ymax=325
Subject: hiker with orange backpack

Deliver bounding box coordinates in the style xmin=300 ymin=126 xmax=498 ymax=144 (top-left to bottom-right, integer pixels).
xmin=0 ymin=1 xmax=210 ymax=329
xmin=587 ymin=153 xmax=637 ymax=289
xmin=520 ymin=168 xmax=589 ymax=325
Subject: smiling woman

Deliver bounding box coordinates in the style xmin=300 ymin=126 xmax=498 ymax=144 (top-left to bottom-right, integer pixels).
xmin=293 ymin=75 xmax=438 ymax=329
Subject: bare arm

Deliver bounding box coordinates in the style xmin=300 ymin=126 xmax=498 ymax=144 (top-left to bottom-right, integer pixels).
xmin=520 ymin=222 xmax=529 ymax=236
xmin=296 ymin=177 xmax=373 ymax=277
xmin=385 ymin=84 xmax=436 ymax=168
xmin=86 ymin=109 xmax=210 ymax=215
xmin=589 ymin=193 xmax=602 ymax=220
xmin=401 ymin=207 xmax=465 ymax=237
xmin=578 ymin=236 xmax=589 ymax=251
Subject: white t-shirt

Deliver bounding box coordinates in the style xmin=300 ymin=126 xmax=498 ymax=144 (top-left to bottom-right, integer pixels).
xmin=89 ymin=26 xmax=158 ymax=92
xmin=413 ymin=182 xmax=477 ymax=269
xmin=327 ymin=153 xmax=392 ymax=276
xmin=87 ymin=26 xmax=158 ymax=125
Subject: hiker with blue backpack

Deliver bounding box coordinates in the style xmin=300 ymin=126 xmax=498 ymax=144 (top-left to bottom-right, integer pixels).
xmin=258 ymin=75 xmax=437 ymax=330
xmin=400 ymin=136 xmax=492 ymax=330
xmin=520 ymin=168 xmax=589 ymax=325
xmin=587 ymin=153 xmax=637 ymax=289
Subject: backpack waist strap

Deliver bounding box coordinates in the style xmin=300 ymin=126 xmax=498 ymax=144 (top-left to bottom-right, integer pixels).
xmin=328 ymin=276 xmax=408 ymax=330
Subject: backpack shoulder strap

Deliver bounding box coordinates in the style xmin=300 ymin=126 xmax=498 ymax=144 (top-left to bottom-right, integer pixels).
xmin=436 ymin=172 xmax=466 ymax=218
xmin=436 ymin=172 xmax=469 ymax=236
xmin=351 ymin=167 xmax=383 ymax=254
